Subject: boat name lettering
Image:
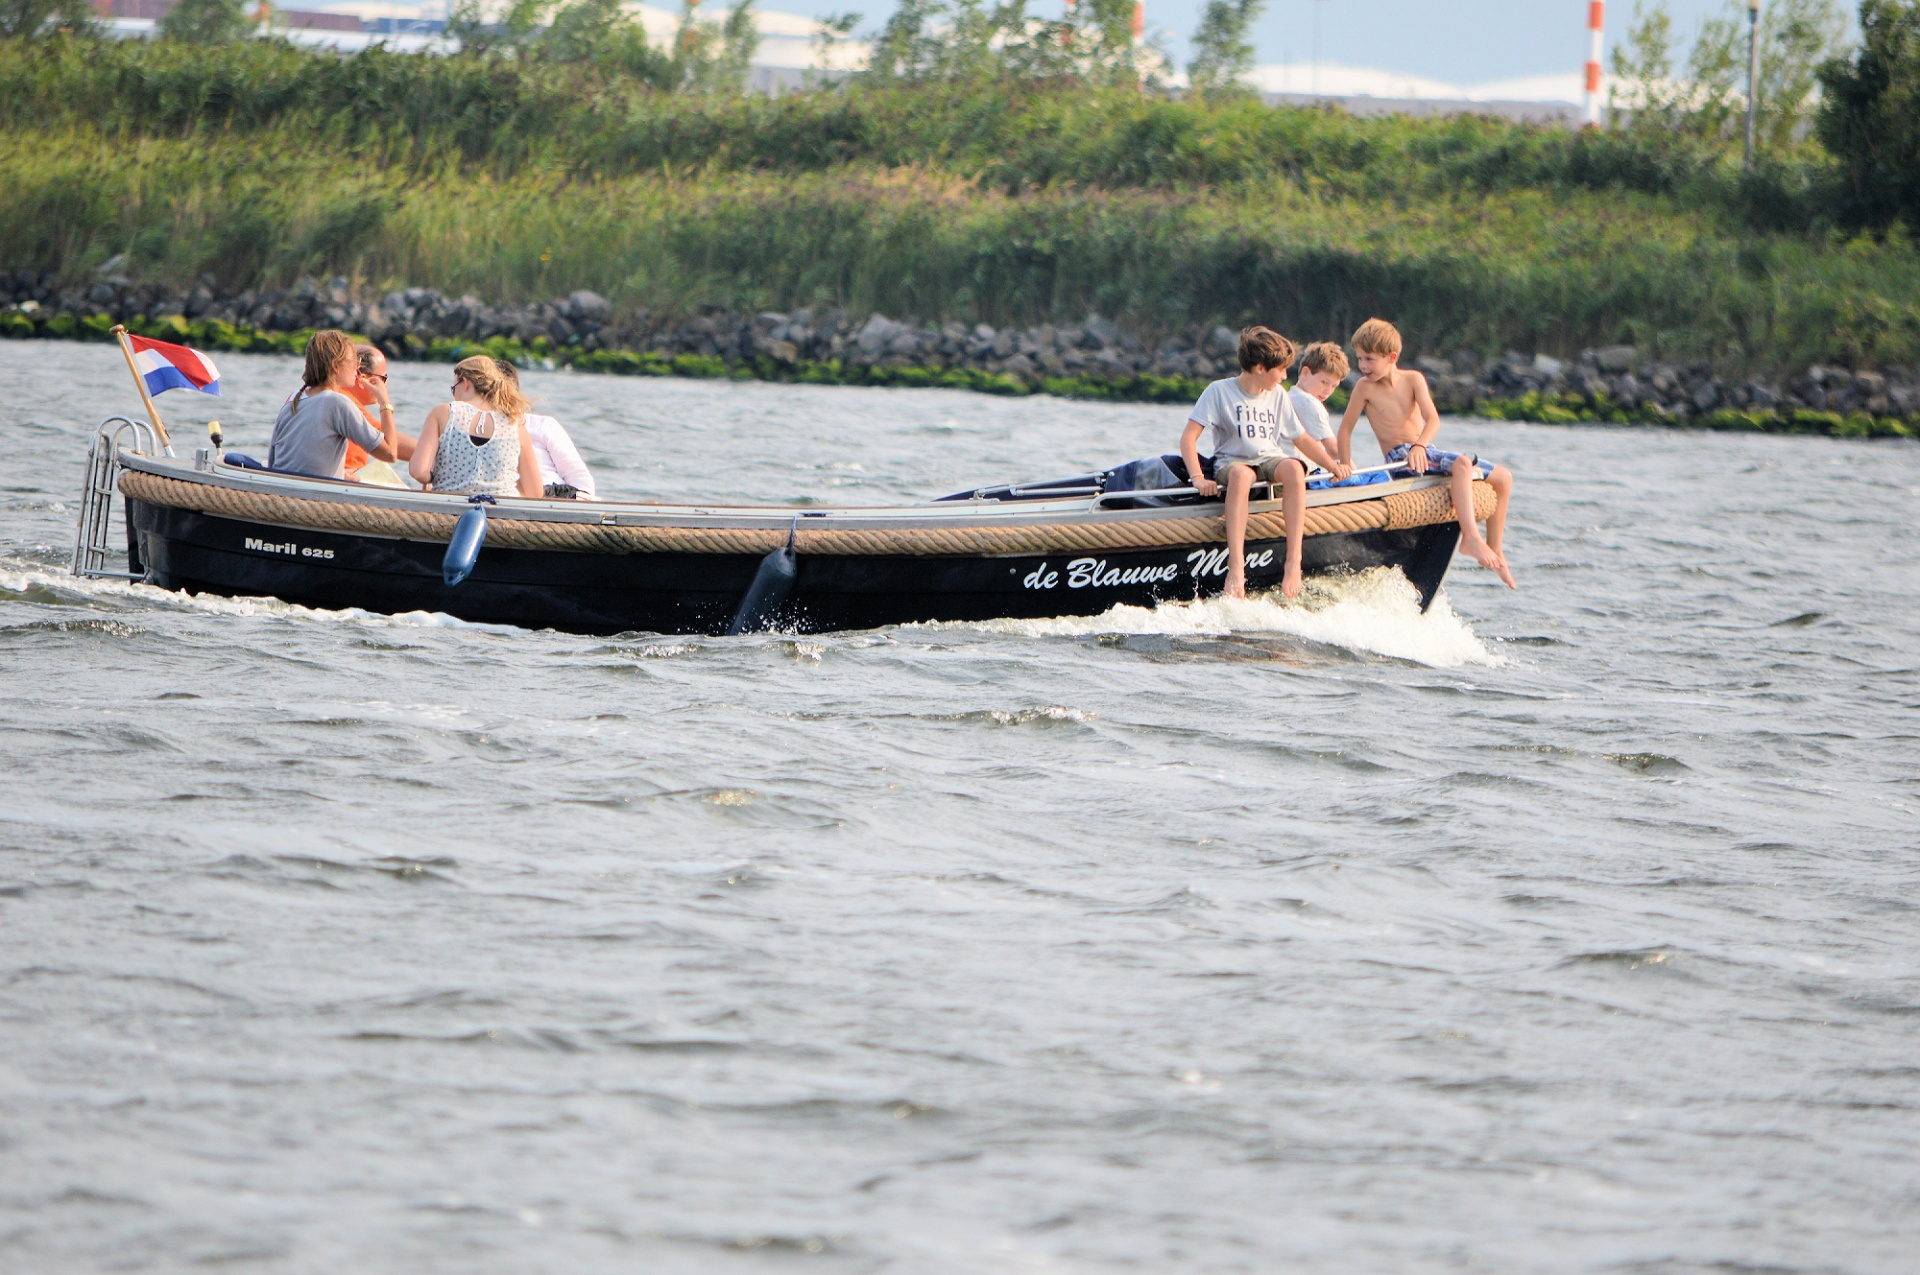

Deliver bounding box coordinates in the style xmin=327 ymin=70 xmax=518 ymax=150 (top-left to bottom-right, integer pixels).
xmin=244 ymin=536 xmax=334 ymax=560
xmin=1022 ymin=562 xmax=1060 ymax=590
xmin=1186 ymin=547 xmax=1274 ymax=578
xmin=1064 ymin=558 xmax=1183 ymax=589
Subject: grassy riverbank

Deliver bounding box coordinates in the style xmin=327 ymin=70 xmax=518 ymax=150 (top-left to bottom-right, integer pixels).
xmin=3 ymin=36 xmax=1920 ymax=418
xmin=7 ymin=117 xmax=1920 ymax=375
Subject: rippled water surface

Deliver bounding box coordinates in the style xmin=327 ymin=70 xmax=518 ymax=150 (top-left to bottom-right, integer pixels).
xmin=3 ymin=341 xmax=1919 ymax=1273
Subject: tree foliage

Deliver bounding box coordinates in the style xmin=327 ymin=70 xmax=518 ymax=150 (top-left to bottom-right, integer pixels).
xmin=1186 ymin=0 xmax=1264 ymax=97
xmin=158 ymin=0 xmax=252 ymax=44
xmin=448 ymin=0 xmax=761 ymax=89
xmin=667 ymin=0 xmax=760 ymax=92
xmin=446 ymin=0 xmax=551 ymax=57
xmin=1610 ymin=0 xmax=1847 ymax=155
xmin=1608 ymin=1 xmax=1678 ymax=115
xmin=0 ymin=0 xmax=94 ymax=38
xmin=544 ymin=0 xmax=674 ymax=80
xmin=1817 ymin=0 xmax=1920 ymax=230
xmin=862 ymin=0 xmax=1150 ymax=87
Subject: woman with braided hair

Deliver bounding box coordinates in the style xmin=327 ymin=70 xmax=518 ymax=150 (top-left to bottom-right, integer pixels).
xmin=267 ymin=329 xmax=404 ymax=480
xmin=409 ymin=356 xmax=543 ymax=499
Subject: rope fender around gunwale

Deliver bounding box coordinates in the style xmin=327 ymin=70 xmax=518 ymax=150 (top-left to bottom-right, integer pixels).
xmin=118 ymin=471 xmax=1493 ymax=557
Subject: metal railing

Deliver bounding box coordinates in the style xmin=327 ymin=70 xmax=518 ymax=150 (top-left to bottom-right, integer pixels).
xmin=1087 ymin=461 xmax=1403 ymax=510
xmin=73 ymin=416 xmax=160 ymax=581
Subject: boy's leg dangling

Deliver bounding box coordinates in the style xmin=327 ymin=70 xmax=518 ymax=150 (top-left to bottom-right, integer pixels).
xmin=1280 ymin=459 xmax=1308 ymax=598
xmin=1223 ymin=465 xmax=1255 ymax=600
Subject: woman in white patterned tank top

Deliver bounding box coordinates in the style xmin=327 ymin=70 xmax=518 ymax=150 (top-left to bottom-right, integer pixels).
xmin=409 ymin=355 xmax=543 ymax=499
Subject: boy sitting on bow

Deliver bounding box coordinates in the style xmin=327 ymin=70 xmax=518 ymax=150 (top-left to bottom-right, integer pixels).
xmin=1337 ymin=318 xmax=1516 ymax=588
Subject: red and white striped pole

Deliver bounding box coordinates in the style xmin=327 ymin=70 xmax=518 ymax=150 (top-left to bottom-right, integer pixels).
xmin=1584 ymin=1 xmax=1606 ymax=126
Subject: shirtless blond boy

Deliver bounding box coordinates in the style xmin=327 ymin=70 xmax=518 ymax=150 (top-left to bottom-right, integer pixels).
xmin=1337 ymin=318 xmax=1516 ymax=587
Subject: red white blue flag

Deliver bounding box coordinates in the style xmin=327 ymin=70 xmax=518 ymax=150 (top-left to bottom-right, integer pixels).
xmin=128 ymin=335 xmax=221 ymax=397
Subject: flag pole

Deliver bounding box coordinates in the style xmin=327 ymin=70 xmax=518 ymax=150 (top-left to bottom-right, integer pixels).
xmin=110 ymin=324 xmax=174 ymax=455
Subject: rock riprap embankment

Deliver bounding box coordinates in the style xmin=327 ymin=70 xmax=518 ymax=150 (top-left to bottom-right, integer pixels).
xmin=3 ymin=269 xmax=1914 ymax=438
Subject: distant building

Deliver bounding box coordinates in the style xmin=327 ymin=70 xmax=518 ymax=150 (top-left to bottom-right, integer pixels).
xmin=94 ymin=0 xmax=362 ymax=30
xmin=356 ymin=15 xmax=444 ymax=34
xmin=1258 ymin=91 xmax=1582 ymax=126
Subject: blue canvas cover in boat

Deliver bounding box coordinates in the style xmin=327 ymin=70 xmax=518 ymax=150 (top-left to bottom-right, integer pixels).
xmin=1098 ymin=454 xmax=1191 ymax=509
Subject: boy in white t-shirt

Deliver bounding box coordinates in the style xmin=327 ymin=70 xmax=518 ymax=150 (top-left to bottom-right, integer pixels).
xmin=1286 ymin=341 xmax=1348 ymax=453
xmin=1180 ymin=326 xmax=1352 ymax=600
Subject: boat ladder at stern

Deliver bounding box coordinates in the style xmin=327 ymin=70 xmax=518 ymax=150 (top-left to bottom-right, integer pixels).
xmin=73 ymin=416 xmax=163 ymax=581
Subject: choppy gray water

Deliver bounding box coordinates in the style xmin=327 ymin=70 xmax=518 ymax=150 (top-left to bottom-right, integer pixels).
xmin=2 ymin=341 xmax=1918 ymax=1273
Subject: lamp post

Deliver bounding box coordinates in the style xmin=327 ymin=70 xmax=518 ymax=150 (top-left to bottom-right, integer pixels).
xmin=1744 ymin=0 xmax=1761 ymax=169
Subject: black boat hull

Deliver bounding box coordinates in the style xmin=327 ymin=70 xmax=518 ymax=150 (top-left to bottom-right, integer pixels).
xmin=128 ymin=499 xmax=1462 ymax=636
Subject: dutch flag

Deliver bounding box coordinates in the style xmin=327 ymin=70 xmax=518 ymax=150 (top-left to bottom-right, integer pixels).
xmin=128 ymin=335 xmax=221 ymax=398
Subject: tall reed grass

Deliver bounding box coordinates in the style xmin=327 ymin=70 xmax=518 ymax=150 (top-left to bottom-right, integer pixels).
xmin=6 ymin=123 xmax=1917 ymax=370
xmin=0 ymin=34 xmax=1822 ymax=213
xmin=4 ymin=36 xmax=1918 ymax=371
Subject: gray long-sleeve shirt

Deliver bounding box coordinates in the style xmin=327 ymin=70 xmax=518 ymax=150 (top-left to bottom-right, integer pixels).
xmin=267 ymin=389 xmax=382 ymax=478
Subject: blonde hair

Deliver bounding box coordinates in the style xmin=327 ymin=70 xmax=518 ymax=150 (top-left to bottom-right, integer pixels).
xmin=303 ymin=329 xmax=356 ymax=389
xmin=452 ymin=355 xmax=531 ymax=421
xmin=1298 ymin=341 xmax=1349 ymax=380
xmin=1352 ymin=318 xmax=1403 ymax=357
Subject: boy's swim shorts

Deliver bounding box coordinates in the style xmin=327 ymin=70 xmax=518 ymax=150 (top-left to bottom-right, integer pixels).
xmin=1385 ymin=442 xmax=1494 ymax=478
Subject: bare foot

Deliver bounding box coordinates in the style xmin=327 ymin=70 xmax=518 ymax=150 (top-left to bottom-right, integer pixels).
xmin=1464 ymin=538 xmax=1518 ymax=588
xmin=1281 ymin=564 xmax=1303 ymax=598
xmin=1224 ymin=572 xmax=1247 ymax=600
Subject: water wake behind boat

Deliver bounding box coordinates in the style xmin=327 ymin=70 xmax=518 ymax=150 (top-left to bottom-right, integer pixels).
xmin=0 ymin=559 xmax=507 ymax=632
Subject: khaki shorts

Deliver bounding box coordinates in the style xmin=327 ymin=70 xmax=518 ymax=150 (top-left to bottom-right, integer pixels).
xmin=1215 ymin=454 xmax=1306 ymax=485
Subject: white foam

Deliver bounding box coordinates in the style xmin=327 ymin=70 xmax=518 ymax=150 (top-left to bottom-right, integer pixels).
xmin=974 ymin=568 xmax=1500 ymax=669
xmin=0 ymin=561 xmax=505 ymax=632
xmin=5 ymin=560 xmax=1496 ymax=667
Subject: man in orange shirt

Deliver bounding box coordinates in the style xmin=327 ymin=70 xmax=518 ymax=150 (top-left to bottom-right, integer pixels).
xmin=341 ymin=345 xmax=416 ymax=483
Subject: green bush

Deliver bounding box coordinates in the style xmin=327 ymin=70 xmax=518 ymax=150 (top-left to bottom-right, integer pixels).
xmin=158 ymin=0 xmax=249 ymax=45
xmin=1818 ymin=0 xmax=1920 ymax=232
xmin=670 ymin=352 xmax=727 ymax=378
xmin=0 ymin=0 xmax=93 ymax=39
xmin=1790 ymin=407 xmax=1847 ymax=430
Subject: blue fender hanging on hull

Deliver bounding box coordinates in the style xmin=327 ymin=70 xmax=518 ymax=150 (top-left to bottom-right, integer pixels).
xmin=728 ymin=518 xmax=799 ymax=634
xmin=443 ymin=495 xmax=494 ymax=587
